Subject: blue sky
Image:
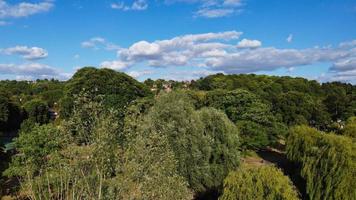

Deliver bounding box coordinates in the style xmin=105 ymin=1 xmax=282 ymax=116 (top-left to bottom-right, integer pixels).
xmin=0 ymin=0 xmax=356 ymax=83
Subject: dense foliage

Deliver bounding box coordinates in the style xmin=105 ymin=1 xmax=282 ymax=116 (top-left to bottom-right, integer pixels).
xmin=61 ymin=67 xmax=151 ymax=118
xmin=5 ymin=96 xmax=192 ymax=200
xmin=286 ymin=126 xmax=356 ymax=200
xmin=193 ymin=73 xmax=355 ymax=127
xmin=220 ymin=165 xmax=299 ymax=200
xmin=342 ymin=117 xmax=356 ymax=138
xmin=136 ymin=92 xmax=240 ymax=194
xmin=1 ymin=70 xmax=355 ymax=199
xmin=203 ymin=89 xmax=286 ymax=149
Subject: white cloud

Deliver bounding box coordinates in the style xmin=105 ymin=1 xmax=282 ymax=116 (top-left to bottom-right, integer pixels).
xmin=101 ymin=31 xmax=241 ymax=70
xmin=204 ymin=46 xmax=352 ymax=73
xmin=223 ymin=0 xmax=242 ymax=6
xmin=127 ymin=70 xmax=154 ymax=78
xmin=237 ymin=39 xmax=262 ymax=49
xmin=81 ymin=37 xmax=120 ymax=51
xmin=111 ymin=2 xmax=125 ymax=9
xmin=0 ymin=46 xmax=48 ymax=60
xmin=195 ymin=8 xmax=234 ymax=18
xmin=0 ymin=0 xmax=54 ymax=19
xmin=339 ymin=40 xmax=356 ymax=48
xmin=162 ymin=69 xmax=224 ymax=81
xmin=100 ymin=60 xmax=133 ymax=70
xmin=287 ymin=34 xmax=293 ymax=43
xmin=0 ymin=62 xmax=70 ymax=80
xmin=113 ymin=0 xmax=245 ymax=17
xmin=98 ymin=31 xmax=356 ymax=84
xmin=179 ymin=0 xmax=244 ymax=18
xmin=111 ymin=0 xmax=148 ymax=11
xmin=330 ymin=57 xmax=356 ymax=72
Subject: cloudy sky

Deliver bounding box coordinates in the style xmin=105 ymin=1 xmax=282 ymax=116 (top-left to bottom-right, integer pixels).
xmin=0 ymin=0 xmax=355 ymax=83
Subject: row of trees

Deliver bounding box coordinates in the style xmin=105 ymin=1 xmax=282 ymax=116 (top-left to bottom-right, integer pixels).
xmin=192 ymin=74 xmax=356 ymax=128
xmin=286 ymin=126 xmax=356 ymax=200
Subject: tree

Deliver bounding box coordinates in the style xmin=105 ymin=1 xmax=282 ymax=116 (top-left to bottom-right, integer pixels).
xmin=4 ymin=124 xmax=63 ymax=178
xmin=142 ymin=92 xmax=240 ymax=193
xmin=341 ymin=116 xmax=356 ymax=138
xmin=23 ymin=99 xmax=49 ymax=125
xmin=205 ymin=89 xmax=285 ymax=149
xmin=196 ymin=108 xmax=240 ymax=191
xmin=0 ymin=90 xmax=23 ymax=132
xmin=6 ymin=94 xmax=192 ymax=199
xmin=117 ymin=124 xmax=193 ymax=200
xmin=0 ymin=94 xmax=9 ymax=124
xmin=271 ymin=90 xmax=332 ymax=130
xmin=322 ymin=82 xmax=354 ymax=121
xmin=220 ymin=165 xmax=299 ymax=200
xmin=286 ymin=126 xmax=356 ymax=200
xmin=63 ymin=67 xmax=151 ymax=115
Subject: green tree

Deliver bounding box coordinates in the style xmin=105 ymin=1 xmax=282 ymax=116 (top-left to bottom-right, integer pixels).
xmin=341 ymin=116 xmax=356 ymax=138
xmin=23 ymin=99 xmax=49 ymax=124
xmin=322 ymin=82 xmax=353 ymax=121
xmin=205 ymin=89 xmax=285 ymax=149
xmin=62 ymin=67 xmax=151 ymax=117
xmin=117 ymin=125 xmax=193 ymax=200
xmin=143 ymin=92 xmax=240 ymax=193
xmin=0 ymin=94 xmax=9 ymax=123
xmin=271 ymin=91 xmax=332 ymax=130
xmin=4 ymin=124 xmax=63 ymax=178
xmin=220 ymin=165 xmax=299 ymax=200
xmin=286 ymin=126 xmax=356 ymax=200
xmin=197 ymin=108 xmax=240 ymax=191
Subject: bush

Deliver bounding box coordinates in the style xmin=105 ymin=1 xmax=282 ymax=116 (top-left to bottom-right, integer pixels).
xmin=220 ymin=165 xmax=299 ymax=200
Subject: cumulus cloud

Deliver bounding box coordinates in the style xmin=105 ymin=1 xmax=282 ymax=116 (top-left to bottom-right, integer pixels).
xmin=101 ymin=31 xmax=241 ymax=70
xmin=330 ymin=57 xmax=356 ymax=72
xmin=339 ymin=40 xmax=356 ymax=48
xmin=127 ymin=70 xmax=154 ymax=78
xmin=204 ymin=46 xmax=352 ymax=73
xmin=100 ymin=60 xmax=133 ymax=70
xmin=99 ymin=30 xmax=356 ymax=83
xmin=0 ymin=46 xmax=48 ymax=60
xmin=111 ymin=0 xmax=148 ymax=11
xmin=0 ymin=0 xmax=54 ymax=19
xmin=162 ymin=69 xmax=224 ymax=81
xmin=81 ymin=37 xmax=120 ymax=51
xmin=237 ymin=39 xmax=262 ymax=49
xmin=0 ymin=62 xmax=70 ymax=80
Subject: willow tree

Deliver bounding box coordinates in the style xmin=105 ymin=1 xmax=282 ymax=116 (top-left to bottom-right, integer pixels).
xmin=286 ymin=125 xmax=356 ymax=200
xmin=142 ymin=92 xmax=241 ymax=193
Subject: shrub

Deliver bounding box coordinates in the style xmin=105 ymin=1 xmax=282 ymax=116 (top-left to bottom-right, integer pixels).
xmin=220 ymin=165 xmax=299 ymax=200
